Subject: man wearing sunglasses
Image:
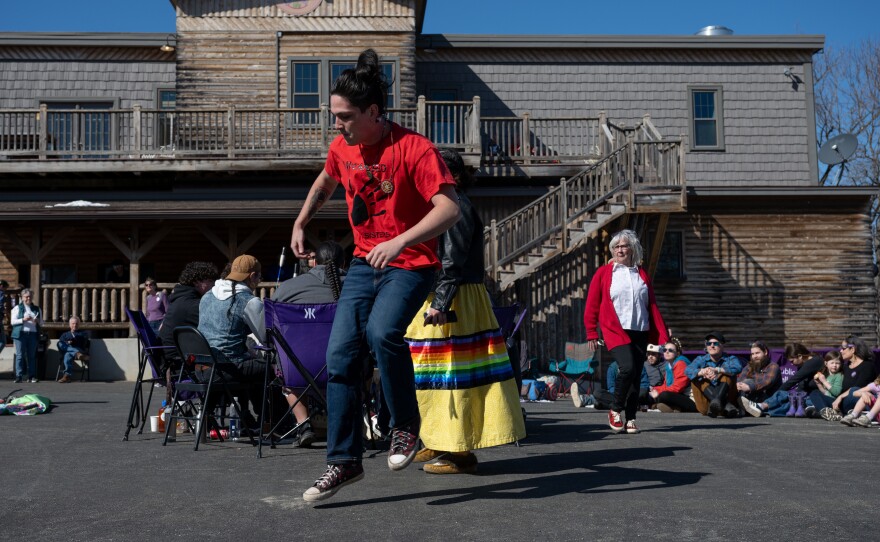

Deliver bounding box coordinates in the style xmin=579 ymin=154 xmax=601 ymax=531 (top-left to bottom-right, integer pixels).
xmin=685 ymin=331 xmax=743 ymax=417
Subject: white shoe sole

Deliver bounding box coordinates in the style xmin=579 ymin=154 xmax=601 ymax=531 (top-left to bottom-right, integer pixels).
xmin=302 ymin=472 xmax=364 ymax=503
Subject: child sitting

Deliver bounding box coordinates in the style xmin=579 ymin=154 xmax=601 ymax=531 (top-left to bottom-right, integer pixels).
xmin=840 ymin=375 xmax=880 ymax=427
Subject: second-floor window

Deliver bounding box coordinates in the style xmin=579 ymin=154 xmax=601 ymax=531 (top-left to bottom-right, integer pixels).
xmin=157 ymin=89 xmax=176 ymax=149
xmin=688 ymin=85 xmax=724 ymax=151
xmin=43 ymin=101 xmax=114 ymax=158
xmin=289 ymin=58 xmax=398 ymax=112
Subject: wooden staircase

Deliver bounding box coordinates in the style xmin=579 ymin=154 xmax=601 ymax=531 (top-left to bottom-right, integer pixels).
xmin=485 ymin=116 xmax=686 ymax=290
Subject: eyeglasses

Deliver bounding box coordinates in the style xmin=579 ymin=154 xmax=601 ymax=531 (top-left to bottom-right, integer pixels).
xmin=613 ymin=244 xmax=631 ymax=250
xmin=661 ymin=347 xmax=677 ymax=354
xmin=840 ymin=344 xmax=855 ymax=351
xmin=705 ymin=341 xmax=721 ymax=347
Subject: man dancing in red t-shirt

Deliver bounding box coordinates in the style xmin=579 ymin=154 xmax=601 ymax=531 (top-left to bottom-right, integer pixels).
xmin=291 ymin=49 xmax=460 ymax=502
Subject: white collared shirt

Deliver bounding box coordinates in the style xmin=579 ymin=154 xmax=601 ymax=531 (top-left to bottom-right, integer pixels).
xmin=609 ymin=262 xmax=649 ymax=331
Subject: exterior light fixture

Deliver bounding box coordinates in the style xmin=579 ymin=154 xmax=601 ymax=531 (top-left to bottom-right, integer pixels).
xmin=160 ymin=35 xmax=176 ymax=53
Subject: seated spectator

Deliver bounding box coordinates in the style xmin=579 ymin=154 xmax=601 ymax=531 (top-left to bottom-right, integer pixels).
xmin=572 ymin=360 xmax=648 ymax=410
xmin=644 ymin=343 xmax=664 ymax=388
xmin=648 ymin=338 xmax=696 ymax=413
xmin=144 ymin=277 xmax=168 ymax=334
xmin=56 ymin=316 xmax=90 ymax=383
xmin=269 ymin=241 xmax=346 ymax=448
xmin=158 ymin=262 xmax=220 ymax=401
xmin=740 ymin=342 xmax=822 ymax=418
xmin=819 ymin=336 xmax=877 ymax=421
xmin=840 ymin=375 xmax=880 ymax=427
xmin=198 ymin=254 xmax=268 ymax=432
xmin=685 ymin=331 xmax=743 ymax=418
xmin=271 ymin=241 xmax=344 ymax=304
xmin=734 ymin=340 xmax=781 ymax=413
xmin=808 ymin=351 xmax=844 ymax=416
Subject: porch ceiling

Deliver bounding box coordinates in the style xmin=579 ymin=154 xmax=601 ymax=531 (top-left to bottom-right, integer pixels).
xmin=0 ymin=197 xmax=349 ymax=221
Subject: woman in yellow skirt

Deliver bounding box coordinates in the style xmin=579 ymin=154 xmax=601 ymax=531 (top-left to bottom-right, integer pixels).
xmin=405 ymin=149 xmax=526 ymax=474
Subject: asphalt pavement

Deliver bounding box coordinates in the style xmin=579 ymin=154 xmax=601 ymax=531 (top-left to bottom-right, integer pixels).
xmin=1 ymin=381 xmax=875 ymax=541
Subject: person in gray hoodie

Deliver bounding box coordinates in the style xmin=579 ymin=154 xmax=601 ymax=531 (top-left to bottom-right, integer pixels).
xmin=198 ymin=254 xmax=266 ymax=429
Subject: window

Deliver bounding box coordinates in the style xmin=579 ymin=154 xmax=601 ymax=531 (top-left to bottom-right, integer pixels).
xmin=688 ymin=86 xmax=724 ymax=150
xmin=428 ymin=90 xmax=459 ymax=144
xmin=650 ymin=231 xmax=686 ymax=281
xmin=156 ymin=88 xmax=176 ymax=149
xmin=43 ymin=101 xmax=114 ymax=158
xmin=289 ymin=58 xmax=399 ymax=111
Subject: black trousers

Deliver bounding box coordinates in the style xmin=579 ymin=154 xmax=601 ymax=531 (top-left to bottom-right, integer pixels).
xmin=609 ymin=330 xmax=648 ymax=420
xmin=655 ymin=390 xmax=698 ymax=413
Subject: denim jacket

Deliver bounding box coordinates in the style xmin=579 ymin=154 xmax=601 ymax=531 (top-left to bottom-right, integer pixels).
xmin=198 ymin=280 xmax=264 ymax=363
xmin=685 ymin=353 xmax=743 ymax=385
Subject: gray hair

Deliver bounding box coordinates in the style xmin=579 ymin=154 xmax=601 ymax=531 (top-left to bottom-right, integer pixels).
xmin=69 ymin=315 xmax=81 ymax=323
xmin=20 ymin=288 xmax=32 ymax=297
xmin=609 ymin=229 xmax=643 ymax=265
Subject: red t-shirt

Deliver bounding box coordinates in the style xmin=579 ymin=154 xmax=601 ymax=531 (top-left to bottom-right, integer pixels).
xmin=324 ymin=123 xmax=455 ymax=270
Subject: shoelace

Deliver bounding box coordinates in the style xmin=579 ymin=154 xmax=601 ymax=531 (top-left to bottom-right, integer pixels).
xmin=390 ymin=428 xmax=416 ymax=454
xmin=611 ymin=412 xmax=622 ymax=423
xmin=314 ymin=466 xmax=341 ymax=487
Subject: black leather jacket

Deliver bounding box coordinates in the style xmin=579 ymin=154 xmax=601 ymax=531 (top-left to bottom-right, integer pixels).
xmin=431 ymin=190 xmax=485 ymax=312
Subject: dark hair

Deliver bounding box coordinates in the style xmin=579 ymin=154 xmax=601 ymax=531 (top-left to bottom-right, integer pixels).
xmin=0 ymin=280 xmax=8 ymax=288
xmin=845 ymin=335 xmax=874 ymax=364
xmin=821 ymin=350 xmax=841 ymax=376
xmin=144 ymin=276 xmax=156 ymax=286
xmin=439 ymin=148 xmax=475 ymax=191
xmin=784 ymin=343 xmax=811 ymax=360
xmin=747 ymin=340 xmax=770 ymax=376
xmin=330 ymin=48 xmax=390 ymax=115
xmin=315 ymin=241 xmax=344 ymax=302
xmin=219 ymin=262 xmax=232 ymax=280
xmin=178 ymin=262 xmax=220 ymax=287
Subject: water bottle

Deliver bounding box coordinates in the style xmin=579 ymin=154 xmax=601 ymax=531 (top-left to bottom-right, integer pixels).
xmin=229 ymin=416 xmax=240 ymax=441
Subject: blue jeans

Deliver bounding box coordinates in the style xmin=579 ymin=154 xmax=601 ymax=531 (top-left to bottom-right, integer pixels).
xmin=325 ymin=258 xmax=435 ymax=464
xmin=765 ymin=389 xmax=791 ymax=417
xmin=57 ymin=341 xmax=85 ymax=377
xmin=13 ymin=332 xmax=38 ymax=380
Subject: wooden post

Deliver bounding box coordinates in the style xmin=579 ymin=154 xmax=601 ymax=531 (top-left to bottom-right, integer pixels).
xmin=470 ymin=96 xmax=481 ymax=154
xmin=38 ymin=104 xmax=48 ymax=160
xmin=521 ymin=112 xmax=531 ymax=164
xmin=598 ymin=111 xmax=607 ymax=157
xmin=320 ymin=103 xmax=329 ymax=149
xmin=561 ymin=178 xmax=569 ymax=253
xmin=227 ymin=104 xmax=235 ymax=159
xmin=132 ymin=104 xmax=142 ymax=153
xmin=679 ymin=133 xmax=687 ymax=208
xmin=646 ymin=213 xmax=670 ymax=279
xmin=490 ymin=219 xmax=498 ymax=282
xmin=416 ymin=95 xmax=426 ymax=135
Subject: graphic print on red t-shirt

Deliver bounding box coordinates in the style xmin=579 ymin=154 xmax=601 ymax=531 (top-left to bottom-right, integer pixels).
xmin=324 ymin=123 xmax=454 ymax=270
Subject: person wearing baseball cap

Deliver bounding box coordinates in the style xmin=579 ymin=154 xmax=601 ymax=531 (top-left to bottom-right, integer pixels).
xmin=197 ymin=254 xmax=267 ymax=430
xmin=685 ymin=331 xmax=744 ymax=417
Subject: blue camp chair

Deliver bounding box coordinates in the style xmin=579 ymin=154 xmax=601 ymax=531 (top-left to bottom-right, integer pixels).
xmin=548 ymin=342 xmax=598 ymax=397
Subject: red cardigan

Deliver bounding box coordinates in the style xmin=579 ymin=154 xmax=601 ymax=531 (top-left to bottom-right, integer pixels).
xmin=583 ymin=262 xmax=669 ymax=351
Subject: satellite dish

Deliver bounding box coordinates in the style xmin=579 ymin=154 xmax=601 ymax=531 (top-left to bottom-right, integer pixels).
xmin=818 ymin=133 xmax=858 ymax=184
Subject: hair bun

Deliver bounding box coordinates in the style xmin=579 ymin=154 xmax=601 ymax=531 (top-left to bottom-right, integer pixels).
xmin=356 ymin=49 xmax=382 ymax=80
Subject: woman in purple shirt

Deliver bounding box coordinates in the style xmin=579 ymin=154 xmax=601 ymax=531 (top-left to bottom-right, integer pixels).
xmin=144 ymin=277 xmax=168 ymax=334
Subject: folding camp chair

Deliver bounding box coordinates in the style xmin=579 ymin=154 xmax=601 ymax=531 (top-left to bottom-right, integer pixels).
xmin=123 ymin=307 xmax=174 ymax=441
xmin=259 ymin=300 xmax=334 ymax=458
xmin=164 ymin=326 xmax=256 ymax=451
xmin=549 ymin=342 xmax=599 ymax=397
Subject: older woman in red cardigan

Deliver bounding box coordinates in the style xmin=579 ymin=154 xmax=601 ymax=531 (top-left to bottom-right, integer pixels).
xmin=584 ymin=229 xmax=669 ymax=434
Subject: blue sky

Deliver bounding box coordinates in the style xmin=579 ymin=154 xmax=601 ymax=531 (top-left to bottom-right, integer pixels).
xmin=1 ymin=0 xmax=877 ymax=50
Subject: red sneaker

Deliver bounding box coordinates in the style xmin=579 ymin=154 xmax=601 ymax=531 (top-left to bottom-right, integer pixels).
xmin=608 ymin=410 xmax=625 ymax=433
xmin=625 ymin=420 xmax=640 ymax=434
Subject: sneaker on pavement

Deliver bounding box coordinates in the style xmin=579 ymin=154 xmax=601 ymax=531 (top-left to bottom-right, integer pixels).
xmin=852 ymin=414 xmax=872 ymax=428
xmin=571 ymin=384 xmax=583 ymax=408
xmin=302 ymin=463 xmax=364 ymax=503
xmin=820 ymin=407 xmax=842 ymax=422
xmin=656 ymin=403 xmax=675 ymax=413
xmin=296 ymin=423 xmax=317 ymax=448
xmin=608 ymin=410 xmax=625 ymax=433
xmin=29 ymin=377 xmax=39 ymax=383
xmin=388 ymin=419 xmax=420 ymax=471
xmin=57 ymin=374 xmax=72 ymax=384
xmin=804 ymin=405 xmax=817 ymax=418
xmin=723 ymin=403 xmax=740 ymax=418
xmin=840 ymin=414 xmax=856 ymax=426
xmin=625 ymin=420 xmax=640 ymax=434
xmin=739 ymin=396 xmax=763 ymax=418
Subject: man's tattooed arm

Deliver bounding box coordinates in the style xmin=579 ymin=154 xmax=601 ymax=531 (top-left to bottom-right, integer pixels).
xmin=303 ymin=188 xmax=329 ymax=222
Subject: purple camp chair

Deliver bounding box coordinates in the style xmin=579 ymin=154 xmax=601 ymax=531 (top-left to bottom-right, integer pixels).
xmin=260 ymin=300 xmax=335 ymax=457
xmin=123 ymin=307 xmax=175 ymax=441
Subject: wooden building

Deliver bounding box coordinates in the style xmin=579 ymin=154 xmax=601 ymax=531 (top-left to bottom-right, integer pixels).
xmin=0 ymin=0 xmax=875 ymax=359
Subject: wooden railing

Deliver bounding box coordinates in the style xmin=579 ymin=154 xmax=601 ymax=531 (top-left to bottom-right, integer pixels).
xmin=0 ymin=98 xmax=479 ymax=161
xmin=484 ymin=135 xmax=684 ymax=281
xmin=35 ymin=281 xmax=283 ymax=330
xmin=480 ymin=114 xmax=603 ymax=165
